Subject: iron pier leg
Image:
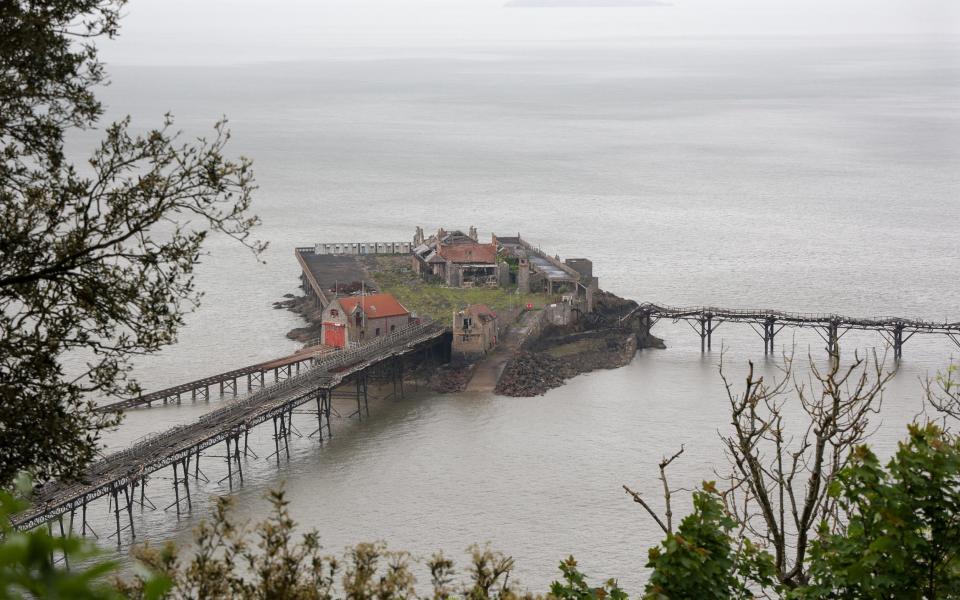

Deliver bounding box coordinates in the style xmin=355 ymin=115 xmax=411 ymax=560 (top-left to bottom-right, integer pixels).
xmin=58 ymin=516 xmax=69 ymax=570
xmin=81 ymin=502 xmax=88 ymax=537
xmin=182 ymin=458 xmax=192 ymax=510
xmin=316 ymin=392 xmax=324 ymax=443
xmin=226 ymin=437 xmax=233 ymax=489
xmin=113 ymin=489 xmax=121 ymax=547
xmin=356 ymin=378 xmax=363 ymax=420
xmin=282 ymin=413 xmax=291 ymax=460
xmin=325 ymin=392 xmax=332 ymax=439
xmin=247 ymin=373 xmax=252 ymax=392
xmin=176 ymin=392 xmax=181 ymax=404
xmin=195 ymin=448 xmax=201 ymax=479
xmin=273 ymin=417 xmax=281 ymax=464
xmin=172 ymin=462 xmax=181 ymax=517
xmin=220 ymin=380 xmax=224 ymax=396
xmin=706 ymin=316 xmax=713 ymax=351
xmin=244 ymin=428 xmax=250 ymax=456
xmin=234 ymin=435 xmax=243 ymax=483
xmin=893 ymin=324 xmax=904 ymax=360
xmin=124 ymin=485 xmax=135 ymax=539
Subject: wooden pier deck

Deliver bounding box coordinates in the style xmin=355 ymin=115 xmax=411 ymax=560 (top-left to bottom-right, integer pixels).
xmin=13 ymin=321 xmax=446 ymax=534
xmin=96 ymin=345 xmax=336 ymax=413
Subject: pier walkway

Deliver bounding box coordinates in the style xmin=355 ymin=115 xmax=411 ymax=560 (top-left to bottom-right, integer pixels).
xmin=13 ymin=321 xmax=446 ymax=535
xmin=628 ymin=303 xmax=960 ymax=358
xmin=96 ymin=345 xmax=335 ymax=413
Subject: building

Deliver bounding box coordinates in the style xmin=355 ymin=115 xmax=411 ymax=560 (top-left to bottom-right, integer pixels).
xmin=320 ymin=293 xmax=411 ymax=348
xmin=452 ymin=304 xmax=499 ymax=357
xmin=314 ymin=241 xmax=411 ymax=255
xmin=412 ymin=227 xmax=504 ymax=287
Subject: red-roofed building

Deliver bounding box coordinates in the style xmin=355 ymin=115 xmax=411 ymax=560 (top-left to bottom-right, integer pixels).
xmin=410 ymin=227 xmax=506 ymax=287
xmin=437 ymin=243 xmax=497 ymax=265
xmin=320 ymin=293 xmax=412 ymax=348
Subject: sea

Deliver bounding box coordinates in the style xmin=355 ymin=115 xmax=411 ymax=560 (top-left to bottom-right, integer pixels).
xmin=66 ymin=35 xmax=959 ymax=592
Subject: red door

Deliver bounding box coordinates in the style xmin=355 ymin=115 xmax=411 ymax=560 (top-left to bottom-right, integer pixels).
xmin=323 ymin=322 xmax=345 ymax=348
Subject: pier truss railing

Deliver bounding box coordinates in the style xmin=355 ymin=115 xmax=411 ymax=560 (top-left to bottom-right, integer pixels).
xmin=11 ymin=320 xmax=445 ymax=536
xmin=96 ymin=348 xmax=327 ymax=413
xmin=627 ymin=303 xmax=960 ymax=358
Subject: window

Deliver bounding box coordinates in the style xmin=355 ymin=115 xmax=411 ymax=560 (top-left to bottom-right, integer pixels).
xmin=330 ymin=309 xmax=339 ymax=317
xmin=375 ymin=327 xmax=381 ymax=336
xmin=355 ymin=314 xmax=363 ymax=326
xmin=462 ymin=317 xmax=473 ymax=330
xmin=390 ymin=324 xmax=396 ymax=332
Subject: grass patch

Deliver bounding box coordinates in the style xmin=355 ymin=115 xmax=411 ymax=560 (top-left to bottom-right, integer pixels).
xmin=365 ymin=256 xmax=556 ymax=324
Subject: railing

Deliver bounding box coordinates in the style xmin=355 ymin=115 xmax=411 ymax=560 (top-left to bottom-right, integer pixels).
xmin=636 ymin=303 xmax=960 ymax=330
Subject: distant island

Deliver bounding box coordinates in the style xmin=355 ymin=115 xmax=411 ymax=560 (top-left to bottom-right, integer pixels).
xmin=505 ymin=0 xmax=670 ymax=7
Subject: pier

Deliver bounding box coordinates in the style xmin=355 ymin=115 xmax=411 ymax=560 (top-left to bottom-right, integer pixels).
xmin=96 ymin=345 xmax=332 ymax=413
xmin=12 ymin=321 xmax=447 ymax=537
xmin=628 ymin=304 xmax=960 ymax=358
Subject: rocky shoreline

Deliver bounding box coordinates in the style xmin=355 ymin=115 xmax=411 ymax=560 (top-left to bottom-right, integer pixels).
xmin=277 ymin=286 xmax=665 ymax=397
xmin=495 ymin=328 xmax=639 ymax=397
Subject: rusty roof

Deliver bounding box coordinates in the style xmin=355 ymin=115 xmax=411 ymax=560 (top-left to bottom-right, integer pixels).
xmin=438 ymin=243 xmax=497 ymax=264
xmin=465 ymin=304 xmax=497 ymax=322
xmin=338 ymin=293 xmax=410 ymax=319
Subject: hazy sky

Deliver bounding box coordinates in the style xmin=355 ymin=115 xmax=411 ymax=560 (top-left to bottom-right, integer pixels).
xmin=100 ymin=0 xmax=960 ymax=65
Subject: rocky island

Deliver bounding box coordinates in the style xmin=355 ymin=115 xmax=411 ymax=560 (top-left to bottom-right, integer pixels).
xmin=282 ymin=227 xmax=664 ymax=397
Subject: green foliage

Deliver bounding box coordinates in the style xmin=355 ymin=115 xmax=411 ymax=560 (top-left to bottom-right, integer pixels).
xmin=0 ymin=474 xmax=169 ymax=600
xmin=366 ymin=256 xmax=550 ymax=323
xmin=120 ymin=486 xmax=538 ymax=600
xmin=0 ymin=0 xmax=263 ymax=486
xmin=796 ymin=423 xmax=960 ymax=599
xmin=549 ymin=556 xmax=627 ymax=600
xmin=644 ymin=483 xmax=777 ymax=600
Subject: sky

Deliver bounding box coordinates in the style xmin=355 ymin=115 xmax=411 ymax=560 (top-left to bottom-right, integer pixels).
xmin=100 ymin=0 xmax=960 ymax=65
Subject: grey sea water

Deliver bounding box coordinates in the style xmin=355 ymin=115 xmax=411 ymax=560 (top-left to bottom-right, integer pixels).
xmin=75 ymin=36 xmax=959 ymax=591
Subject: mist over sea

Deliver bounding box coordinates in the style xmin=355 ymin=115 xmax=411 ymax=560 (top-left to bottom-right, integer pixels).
xmin=78 ymin=36 xmax=959 ymax=591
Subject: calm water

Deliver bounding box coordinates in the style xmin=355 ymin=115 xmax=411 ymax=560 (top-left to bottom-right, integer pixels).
xmin=74 ymin=36 xmax=959 ymax=592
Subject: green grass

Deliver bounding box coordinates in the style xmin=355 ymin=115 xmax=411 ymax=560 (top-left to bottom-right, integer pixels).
xmin=366 ymin=256 xmax=556 ymax=324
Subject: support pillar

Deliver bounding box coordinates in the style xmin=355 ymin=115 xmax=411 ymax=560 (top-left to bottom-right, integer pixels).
xmin=172 ymin=462 xmax=181 ymax=517
xmin=124 ymin=484 xmax=135 ymax=539
xmin=234 ymin=434 xmax=243 ymax=483
xmin=181 ymin=458 xmax=192 ymax=510
xmin=225 ymin=437 xmax=233 ymax=489
xmin=112 ymin=489 xmax=121 ymax=547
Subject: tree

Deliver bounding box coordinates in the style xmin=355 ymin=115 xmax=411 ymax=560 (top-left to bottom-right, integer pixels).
xmin=715 ymin=348 xmax=893 ymax=588
xmin=625 ymin=449 xmax=778 ymax=598
xmin=926 ymin=362 xmax=960 ymax=426
xmin=796 ymin=423 xmax=960 ymax=598
xmin=119 ymin=485 xmax=591 ymax=600
xmin=0 ymin=474 xmax=169 ymax=599
xmin=0 ymin=0 xmax=264 ymax=486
